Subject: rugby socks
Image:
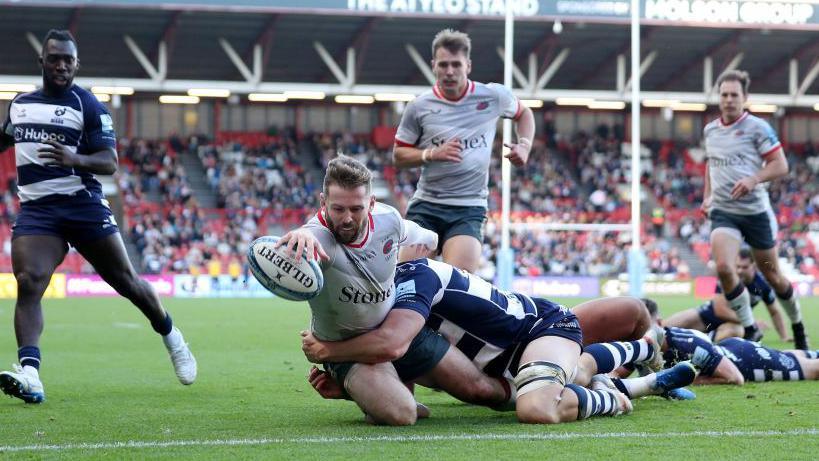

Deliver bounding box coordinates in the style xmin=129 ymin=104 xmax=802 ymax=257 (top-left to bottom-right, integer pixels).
xmin=585 ymin=340 xmax=654 ymax=374
xmin=776 ymin=285 xmax=809 ymax=349
xmin=18 ymin=346 xmax=41 ymax=370
xmin=152 ymin=312 xmax=174 ymax=336
xmin=775 ymin=285 xmax=803 ymax=324
xmin=725 ymin=284 xmax=754 ymax=327
xmin=611 ymin=376 xmax=653 ymax=399
xmin=565 ymin=384 xmax=619 ymax=419
xmin=803 ymin=350 xmax=818 ymax=359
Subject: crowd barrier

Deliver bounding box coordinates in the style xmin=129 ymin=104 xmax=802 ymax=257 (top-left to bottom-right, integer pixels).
xmin=2 ymin=274 xmax=817 ymax=299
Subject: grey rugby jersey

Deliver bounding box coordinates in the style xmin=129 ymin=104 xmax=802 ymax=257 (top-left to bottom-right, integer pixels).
xmin=704 ymin=112 xmax=781 ymax=215
xmin=395 ymin=81 xmax=521 ymax=208
xmin=303 ymin=202 xmax=437 ymax=341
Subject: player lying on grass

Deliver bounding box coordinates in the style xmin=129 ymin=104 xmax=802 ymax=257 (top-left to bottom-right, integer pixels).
xmin=665 ymin=248 xmax=790 ymax=343
xmin=303 ymin=258 xmax=697 ymax=424
xmin=621 ymin=299 xmax=819 ymax=391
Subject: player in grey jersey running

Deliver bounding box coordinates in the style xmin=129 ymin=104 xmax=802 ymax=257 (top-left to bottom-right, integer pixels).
xmin=393 ymin=29 xmax=535 ymax=273
xmin=702 ymin=70 xmax=808 ymax=349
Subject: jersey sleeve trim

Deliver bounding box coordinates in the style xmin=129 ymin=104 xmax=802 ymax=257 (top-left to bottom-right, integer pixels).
xmin=394 ymin=138 xmax=415 ymax=147
xmin=512 ymin=99 xmax=523 ymax=120
xmin=761 ymin=144 xmax=781 ymax=158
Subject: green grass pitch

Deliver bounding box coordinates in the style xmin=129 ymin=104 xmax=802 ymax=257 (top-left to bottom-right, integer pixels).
xmin=0 ymin=295 xmax=816 ymax=459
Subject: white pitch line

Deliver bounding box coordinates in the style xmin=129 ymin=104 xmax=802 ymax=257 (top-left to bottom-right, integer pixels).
xmin=0 ymin=429 xmax=816 ymax=453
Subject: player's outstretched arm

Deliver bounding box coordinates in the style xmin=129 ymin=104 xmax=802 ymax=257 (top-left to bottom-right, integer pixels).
xmin=301 ymin=309 xmax=426 ymax=364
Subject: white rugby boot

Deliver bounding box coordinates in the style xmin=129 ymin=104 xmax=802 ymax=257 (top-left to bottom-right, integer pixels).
xmin=163 ymin=327 xmax=197 ymax=385
xmin=0 ymin=364 xmax=45 ymax=404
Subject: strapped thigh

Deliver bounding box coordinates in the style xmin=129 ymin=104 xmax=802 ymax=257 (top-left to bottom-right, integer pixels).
xmin=514 ymin=360 xmax=572 ymax=397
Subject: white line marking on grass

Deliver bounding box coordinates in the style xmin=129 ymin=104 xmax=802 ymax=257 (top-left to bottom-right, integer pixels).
xmin=0 ymin=429 xmax=816 ymax=453
xmin=112 ymin=322 xmax=142 ymax=329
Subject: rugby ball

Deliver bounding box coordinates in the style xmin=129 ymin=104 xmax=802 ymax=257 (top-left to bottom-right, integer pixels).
xmin=247 ymin=236 xmax=324 ymax=301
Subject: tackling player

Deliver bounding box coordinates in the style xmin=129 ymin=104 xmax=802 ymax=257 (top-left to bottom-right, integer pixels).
xmin=302 ymin=259 xmax=698 ymax=424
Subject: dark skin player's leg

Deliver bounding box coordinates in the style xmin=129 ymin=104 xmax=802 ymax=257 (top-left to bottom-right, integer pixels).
xmin=11 ymin=235 xmax=68 ymax=346
xmin=72 ymin=232 xmax=168 ymax=325
xmin=572 ymin=297 xmax=651 ymax=346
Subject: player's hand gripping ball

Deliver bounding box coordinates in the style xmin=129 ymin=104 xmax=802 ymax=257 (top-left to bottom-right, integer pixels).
xmin=247 ymin=236 xmax=323 ymax=301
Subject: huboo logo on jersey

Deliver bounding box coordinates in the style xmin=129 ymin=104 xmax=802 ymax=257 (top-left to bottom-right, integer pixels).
xmin=14 ymin=126 xmax=66 ymax=143
xmin=246 ymin=236 xmax=323 ymax=301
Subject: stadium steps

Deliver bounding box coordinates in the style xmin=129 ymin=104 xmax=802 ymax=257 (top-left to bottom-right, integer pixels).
xmin=642 ymin=192 xmax=709 ymax=277
xmin=671 ymin=237 xmax=709 ymax=276
xmin=177 ymin=150 xmax=218 ymax=208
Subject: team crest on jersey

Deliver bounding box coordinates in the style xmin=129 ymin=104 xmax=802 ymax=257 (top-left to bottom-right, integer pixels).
xmin=51 ymin=107 xmax=66 ymax=125
xmin=777 ymin=353 xmax=795 ymax=369
xmin=476 ymin=101 xmax=489 ymax=111
xmin=382 ymin=238 xmax=394 ymax=255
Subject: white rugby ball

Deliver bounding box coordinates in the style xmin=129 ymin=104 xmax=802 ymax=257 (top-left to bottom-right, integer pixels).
xmin=247 ymin=236 xmax=324 ymax=301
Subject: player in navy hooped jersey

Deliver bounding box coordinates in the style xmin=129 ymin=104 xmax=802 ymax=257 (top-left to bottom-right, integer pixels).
xmin=665 ymin=249 xmax=790 ymax=342
xmin=643 ymin=299 xmax=819 ymax=385
xmin=0 ymin=30 xmax=196 ymax=404
xmin=662 ymin=326 xmax=819 ymax=385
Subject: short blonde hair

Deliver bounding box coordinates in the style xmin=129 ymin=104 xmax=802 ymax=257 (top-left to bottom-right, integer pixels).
xmin=431 ymin=29 xmax=471 ymax=59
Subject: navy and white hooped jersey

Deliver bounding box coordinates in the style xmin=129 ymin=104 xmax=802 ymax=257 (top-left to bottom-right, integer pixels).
xmin=715 ymin=270 xmax=776 ymax=308
xmin=2 ymin=85 xmax=116 ymax=203
xmin=664 ymin=327 xmax=804 ymax=382
xmin=392 ymin=258 xmax=568 ymax=374
xmin=663 ymin=327 xmax=723 ymax=376
xmin=715 ymin=338 xmax=804 ymax=382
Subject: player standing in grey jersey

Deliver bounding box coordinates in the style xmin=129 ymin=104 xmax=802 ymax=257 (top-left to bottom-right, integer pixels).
xmin=701 ymin=70 xmax=808 ymax=349
xmin=393 ymin=29 xmax=535 ymax=273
